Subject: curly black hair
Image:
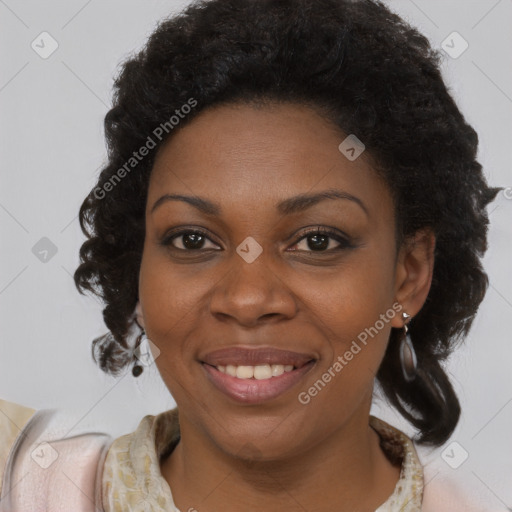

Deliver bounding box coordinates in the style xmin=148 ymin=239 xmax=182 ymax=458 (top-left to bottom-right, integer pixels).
xmin=74 ymin=0 xmax=501 ymax=446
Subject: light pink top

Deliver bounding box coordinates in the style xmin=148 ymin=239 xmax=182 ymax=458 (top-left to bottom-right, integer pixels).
xmin=0 ymin=399 xmax=505 ymax=511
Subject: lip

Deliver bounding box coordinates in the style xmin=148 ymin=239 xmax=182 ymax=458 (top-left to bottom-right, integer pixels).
xmin=201 ymin=347 xmax=315 ymax=368
xmin=202 ymin=362 xmax=316 ymax=404
xmin=200 ymin=346 xmax=316 ymax=404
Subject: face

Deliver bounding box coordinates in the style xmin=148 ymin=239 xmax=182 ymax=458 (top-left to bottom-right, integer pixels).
xmin=137 ymin=102 xmax=415 ymax=460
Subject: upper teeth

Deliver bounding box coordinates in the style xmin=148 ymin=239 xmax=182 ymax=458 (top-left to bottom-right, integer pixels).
xmin=216 ymin=364 xmax=295 ymax=379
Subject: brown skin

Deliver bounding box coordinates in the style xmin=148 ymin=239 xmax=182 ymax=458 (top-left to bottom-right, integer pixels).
xmin=135 ymin=102 xmax=435 ymax=512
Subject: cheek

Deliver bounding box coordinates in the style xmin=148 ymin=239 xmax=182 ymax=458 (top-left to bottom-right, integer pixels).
xmin=139 ymin=239 xmax=210 ymax=320
xmin=138 ymin=246 xmax=208 ymax=368
xmin=138 ymin=253 xmax=202 ymax=401
xmin=303 ymin=249 xmax=396 ymax=338
xmin=297 ymin=247 xmax=397 ymax=390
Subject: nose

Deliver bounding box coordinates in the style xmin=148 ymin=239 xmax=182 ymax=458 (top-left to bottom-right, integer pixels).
xmin=209 ymin=249 xmax=297 ymax=327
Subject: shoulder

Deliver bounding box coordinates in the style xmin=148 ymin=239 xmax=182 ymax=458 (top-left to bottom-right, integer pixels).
xmin=370 ymin=416 xmax=508 ymax=512
xmin=0 ymin=398 xmax=113 ymax=511
xmin=421 ymin=466 xmax=489 ymax=512
xmin=0 ymin=398 xmax=37 ymax=493
xmin=417 ymin=445 xmax=508 ymax=512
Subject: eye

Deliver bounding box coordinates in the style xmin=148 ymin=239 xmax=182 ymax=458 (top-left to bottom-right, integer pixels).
xmin=289 ymin=226 xmax=352 ymax=252
xmin=161 ymin=229 xmax=220 ymax=251
xmin=161 ymin=226 xmax=353 ymax=253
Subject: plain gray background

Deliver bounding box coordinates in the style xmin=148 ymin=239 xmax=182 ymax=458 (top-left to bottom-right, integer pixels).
xmin=1 ymin=0 xmax=511 ymax=508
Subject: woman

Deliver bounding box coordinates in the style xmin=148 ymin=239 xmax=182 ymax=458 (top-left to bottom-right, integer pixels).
xmin=0 ymin=0 xmax=502 ymax=510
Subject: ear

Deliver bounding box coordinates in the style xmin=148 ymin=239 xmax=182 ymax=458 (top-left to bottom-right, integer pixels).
xmin=390 ymin=228 xmax=436 ymax=329
xmin=135 ymin=301 xmax=145 ymax=329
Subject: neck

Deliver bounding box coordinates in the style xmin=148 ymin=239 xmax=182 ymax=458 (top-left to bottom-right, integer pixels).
xmin=160 ymin=405 xmax=401 ymax=512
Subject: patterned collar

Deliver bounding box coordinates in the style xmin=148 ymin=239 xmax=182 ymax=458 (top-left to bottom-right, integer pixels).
xmin=370 ymin=415 xmax=424 ymax=511
xmin=102 ymin=409 xmax=423 ymax=511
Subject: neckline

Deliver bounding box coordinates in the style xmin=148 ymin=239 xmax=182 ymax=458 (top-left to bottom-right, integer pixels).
xmin=102 ymin=409 xmax=424 ymax=511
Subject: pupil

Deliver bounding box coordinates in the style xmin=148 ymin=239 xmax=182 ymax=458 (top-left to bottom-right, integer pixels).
xmin=183 ymin=233 xmax=204 ymax=249
xmin=309 ymin=234 xmax=328 ymax=251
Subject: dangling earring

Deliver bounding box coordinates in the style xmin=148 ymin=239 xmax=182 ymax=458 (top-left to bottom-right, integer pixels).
xmin=132 ymin=330 xmax=145 ymax=377
xmin=399 ymin=312 xmax=417 ymax=382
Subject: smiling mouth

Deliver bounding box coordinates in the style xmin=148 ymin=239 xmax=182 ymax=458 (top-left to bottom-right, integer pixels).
xmin=209 ymin=363 xmax=302 ymax=379
xmin=201 ymin=359 xmax=316 ymax=404
xmin=200 ymin=346 xmax=317 ymax=403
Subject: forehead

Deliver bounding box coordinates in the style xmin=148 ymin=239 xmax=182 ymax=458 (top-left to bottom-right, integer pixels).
xmin=148 ymin=102 xmax=392 ymax=221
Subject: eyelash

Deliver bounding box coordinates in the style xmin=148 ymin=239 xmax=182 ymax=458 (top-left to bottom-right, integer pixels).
xmin=160 ymin=226 xmax=353 ymax=253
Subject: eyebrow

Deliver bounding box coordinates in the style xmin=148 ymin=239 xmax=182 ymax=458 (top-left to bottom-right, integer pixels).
xmin=150 ymin=188 xmax=368 ymax=217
